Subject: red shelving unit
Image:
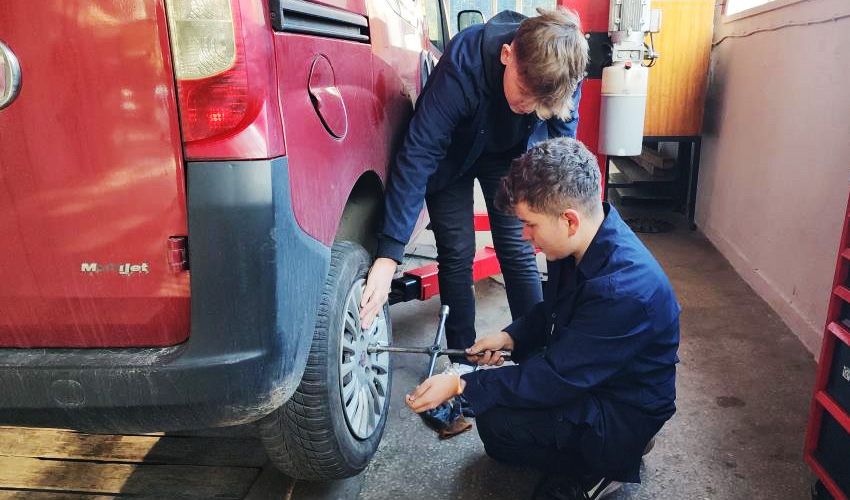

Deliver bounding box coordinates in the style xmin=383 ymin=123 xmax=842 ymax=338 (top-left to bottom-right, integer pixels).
xmin=805 ymin=192 xmax=850 ymax=500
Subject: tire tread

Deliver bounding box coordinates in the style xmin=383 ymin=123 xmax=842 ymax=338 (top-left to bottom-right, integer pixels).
xmin=258 ymin=241 xmax=390 ymax=480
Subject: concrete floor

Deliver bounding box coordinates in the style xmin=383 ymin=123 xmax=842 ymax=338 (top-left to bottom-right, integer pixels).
xmin=353 ymin=203 xmax=818 ymax=500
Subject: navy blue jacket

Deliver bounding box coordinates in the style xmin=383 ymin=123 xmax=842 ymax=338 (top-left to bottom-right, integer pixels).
xmin=376 ymin=11 xmax=583 ymax=263
xmin=462 ymin=204 xmax=680 ymax=481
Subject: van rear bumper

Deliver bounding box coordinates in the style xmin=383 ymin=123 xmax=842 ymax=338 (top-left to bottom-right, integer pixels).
xmin=0 ymin=158 xmax=331 ymax=432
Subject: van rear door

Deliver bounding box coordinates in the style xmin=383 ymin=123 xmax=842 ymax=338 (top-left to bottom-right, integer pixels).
xmin=0 ymin=1 xmax=190 ymax=347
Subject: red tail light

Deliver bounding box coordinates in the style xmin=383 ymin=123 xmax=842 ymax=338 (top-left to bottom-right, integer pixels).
xmin=164 ymin=0 xmax=283 ymax=158
xmin=178 ymin=58 xmax=249 ymax=142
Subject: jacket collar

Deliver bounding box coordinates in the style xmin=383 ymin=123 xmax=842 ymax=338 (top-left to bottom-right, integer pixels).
xmin=576 ymin=202 xmax=622 ymax=279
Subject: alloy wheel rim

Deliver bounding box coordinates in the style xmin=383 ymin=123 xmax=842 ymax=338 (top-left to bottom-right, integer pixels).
xmin=339 ymin=279 xmax=390 ymax=439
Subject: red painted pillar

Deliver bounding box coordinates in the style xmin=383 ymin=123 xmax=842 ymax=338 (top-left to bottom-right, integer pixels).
xmin=561 ymin=0 xmax=610 ymax=191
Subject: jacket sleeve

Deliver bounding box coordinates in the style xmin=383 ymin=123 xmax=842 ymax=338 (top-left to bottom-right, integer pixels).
xmin=503 ymin=259 xmax=558 ymax=359
xmin=502 ymin=300 xmax=546 ymax=362
xmin=461 ymin=288 xmax=659 ymax=415
xmin=546 ymin=79 xmax=583 ymax=140
xmin=375 ymin=58 xmax=477 ymax=263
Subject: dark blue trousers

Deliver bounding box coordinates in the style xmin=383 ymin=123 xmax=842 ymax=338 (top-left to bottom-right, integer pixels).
xmin=476 ymin=400 xmax=669 ymax=483
xmin=476 ymin=405 xmax=589 ymax=477
xmin=424 ymin=154 xmax=542 ymax=354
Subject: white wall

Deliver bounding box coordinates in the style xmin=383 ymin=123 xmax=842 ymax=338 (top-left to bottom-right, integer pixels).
xmin=698 ymin=0 xmax=850 ymax=355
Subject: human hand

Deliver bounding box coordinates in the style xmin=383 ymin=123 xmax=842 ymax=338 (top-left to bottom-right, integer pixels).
xmin=405 ymin=373 xmax=463 ymax=413
xmin=359 ymin=258 xmax=397 ymax=330
xmin=466 ymin=331 xmax=515 ymax=366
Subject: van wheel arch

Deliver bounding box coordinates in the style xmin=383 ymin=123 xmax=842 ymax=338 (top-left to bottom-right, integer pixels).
xmin=335 ymin=172 xmax=385 ymax=255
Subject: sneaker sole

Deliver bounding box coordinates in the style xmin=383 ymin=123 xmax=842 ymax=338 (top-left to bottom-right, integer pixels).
xmin=593 ymin=480 xmax=622 ymax=500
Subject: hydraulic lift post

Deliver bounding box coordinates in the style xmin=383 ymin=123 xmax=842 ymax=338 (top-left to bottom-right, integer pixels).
xmin=388 ymin=212 xmax=502 ymax=305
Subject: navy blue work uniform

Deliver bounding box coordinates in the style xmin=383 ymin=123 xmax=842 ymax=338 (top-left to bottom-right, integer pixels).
xmin=375 ymin=11 xmax=583 ymax=353
xmin=461 ymin=204 xmax=680 ymax=483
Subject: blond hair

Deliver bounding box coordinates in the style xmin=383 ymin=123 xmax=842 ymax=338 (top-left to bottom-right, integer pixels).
xmin=512 ymin=7 xmax=588 ymax=120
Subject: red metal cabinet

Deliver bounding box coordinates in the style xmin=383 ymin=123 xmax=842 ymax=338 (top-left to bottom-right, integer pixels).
xmin=805 ymin=192 xmax=850 ymax=500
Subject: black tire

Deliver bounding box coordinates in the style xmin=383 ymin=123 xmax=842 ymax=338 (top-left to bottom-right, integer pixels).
xmin=258 ymin=240 xmax=392 ymax=480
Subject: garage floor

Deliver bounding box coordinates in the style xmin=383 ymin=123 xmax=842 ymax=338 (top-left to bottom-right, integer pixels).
xmin=355 ymin=203 xmax=819 ymax=500
xmin=0 ymin=204 xmax=820 ymax=499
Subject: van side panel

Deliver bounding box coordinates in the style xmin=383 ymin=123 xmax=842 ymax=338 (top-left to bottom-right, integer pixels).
xmin=0 ymin=1 xmax=190 ymax=347
xmin=276 ymin=34 xmax=390 ymax=245
xmin=310 ymin=0 xmax=368 ymax=16
xmin=276 ymin=1 xmax=423 ymax=244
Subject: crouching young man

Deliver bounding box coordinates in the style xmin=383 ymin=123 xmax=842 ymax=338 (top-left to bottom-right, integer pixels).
xmin=405 ymin=137 xmax=681 ymax=500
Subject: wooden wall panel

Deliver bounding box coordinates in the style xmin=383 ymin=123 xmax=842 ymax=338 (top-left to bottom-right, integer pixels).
xmin=644 ymin=0 xmax=715 ymax=136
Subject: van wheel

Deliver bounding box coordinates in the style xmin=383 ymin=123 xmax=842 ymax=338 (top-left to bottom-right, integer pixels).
xmin=258 ymin=240 xmax=392 ymax=480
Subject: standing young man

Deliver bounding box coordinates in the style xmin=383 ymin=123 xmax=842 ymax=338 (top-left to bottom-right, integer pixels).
xmin=359 ymin=9 xmax=589 ymax=371
xmin=406 ymin=138 xmax=681 ymax=500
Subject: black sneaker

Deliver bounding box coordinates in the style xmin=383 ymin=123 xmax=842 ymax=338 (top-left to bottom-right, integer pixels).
xmin=643 ymin=437 xmax=656 ymax=456
xmin=531 ymin=475 xmax=622 ymax=500
xmin=583 ymin=476 xmax=622 ymax=499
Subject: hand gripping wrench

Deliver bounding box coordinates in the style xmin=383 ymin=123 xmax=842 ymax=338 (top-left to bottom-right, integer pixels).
xmin=367 ymin=305 xmax=511 ymax=378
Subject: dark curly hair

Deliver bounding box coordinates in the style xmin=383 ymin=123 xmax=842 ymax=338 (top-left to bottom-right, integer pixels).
xmin=495 ymin=137 xmax=601 ymax=217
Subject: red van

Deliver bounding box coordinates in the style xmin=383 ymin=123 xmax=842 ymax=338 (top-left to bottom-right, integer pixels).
xmin=0 ymin=0 xmax=446 ymax=480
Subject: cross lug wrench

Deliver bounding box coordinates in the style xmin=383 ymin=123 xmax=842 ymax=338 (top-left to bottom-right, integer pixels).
xmin=367 ymin=305 xmax=511 ymax=379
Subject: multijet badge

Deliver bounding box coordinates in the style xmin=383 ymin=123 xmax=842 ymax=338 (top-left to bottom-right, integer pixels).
xmin=80 ymin=262 xmax=150 ymax=276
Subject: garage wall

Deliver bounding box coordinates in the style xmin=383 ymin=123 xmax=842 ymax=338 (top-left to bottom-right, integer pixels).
xmin=697 ymin=0 xmax=850 ymax=355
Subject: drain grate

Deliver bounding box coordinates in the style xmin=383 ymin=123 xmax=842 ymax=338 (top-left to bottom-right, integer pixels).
xmin=624 ymin=217 xmax=675 ymax=234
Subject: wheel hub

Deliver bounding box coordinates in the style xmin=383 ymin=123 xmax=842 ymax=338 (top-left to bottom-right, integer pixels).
xmin=339 ymin=279 xmax=390 ymax=439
